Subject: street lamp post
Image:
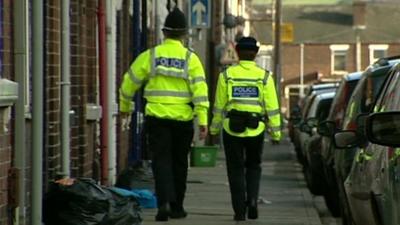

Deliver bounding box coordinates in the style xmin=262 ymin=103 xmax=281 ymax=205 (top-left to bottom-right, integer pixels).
xmin=273 ymin=0 xmax=282 ymax=101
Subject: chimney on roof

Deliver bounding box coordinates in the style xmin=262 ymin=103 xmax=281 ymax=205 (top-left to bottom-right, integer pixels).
xmin=353 ymin=1 xmax=366 ymax=29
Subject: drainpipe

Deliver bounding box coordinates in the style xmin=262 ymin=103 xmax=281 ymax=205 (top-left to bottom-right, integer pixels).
xmin=130 ymin=0 xmax=142 ymax=164
xmin=106 ymin=0 xmax=116 ymax=184
xmin=61 ymin=0 xmax=71 ymax=177
xmin=13 ymin=0 xmax=28 ymax=223
xmin=32 ymin=0 xmax=44 ymax=224
xmin=98 ymin=0 xmax=109 ymax=185
xmin=300 ymin=43 xmax=304 ymax=98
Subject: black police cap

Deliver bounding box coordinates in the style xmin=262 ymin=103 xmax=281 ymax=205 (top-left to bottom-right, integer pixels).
xmin=163 ymin=8 xmax=187 ymax=32
xmin=235 ymin=37 xmax=259 ymax=52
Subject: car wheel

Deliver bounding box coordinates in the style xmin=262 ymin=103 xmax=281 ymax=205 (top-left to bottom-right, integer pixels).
xmin=339 ymin=187 xmax=354 ymax=225
xmin=370 ymin=193 xmax=383 ymax=225
xmin=304 ymin=163 xmax=324 ymax=195
xmin=323 ymin=186 xmax=341 ymax=217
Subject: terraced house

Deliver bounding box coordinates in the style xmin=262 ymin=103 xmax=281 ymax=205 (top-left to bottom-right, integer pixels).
xmin=250 ymin=0 xmax=400 ymax=114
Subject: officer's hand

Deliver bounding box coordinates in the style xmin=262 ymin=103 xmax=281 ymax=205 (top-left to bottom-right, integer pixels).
xmin=199 ymin=125 xmax=208 ymax=140
xmin=271 ymin=139 xmax=280 ymax=145
xmin=120 ymin=112 xmax=132 ymax=131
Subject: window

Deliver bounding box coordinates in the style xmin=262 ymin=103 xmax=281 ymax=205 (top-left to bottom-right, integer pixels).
xmin=369 ymin=45 xmax=388 ymax=64
xmin=330 ymin=45 xmax=349 ymax=75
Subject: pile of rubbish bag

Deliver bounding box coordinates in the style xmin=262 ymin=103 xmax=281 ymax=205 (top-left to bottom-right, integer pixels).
xmin=43 ymin=178 xmax=142 ymax=225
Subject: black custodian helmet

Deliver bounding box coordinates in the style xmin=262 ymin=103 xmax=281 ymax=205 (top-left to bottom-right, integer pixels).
xmin=235 ymin=37 xmax=260 ymax=52
xmin=162 ymin=8 xmax=187 ymax=35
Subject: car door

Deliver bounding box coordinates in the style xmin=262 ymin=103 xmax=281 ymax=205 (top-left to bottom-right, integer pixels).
xmin=371 ymin=65 xmax=400 ymax=225
xmin=347 ymin=64 xmax=400 ymax=225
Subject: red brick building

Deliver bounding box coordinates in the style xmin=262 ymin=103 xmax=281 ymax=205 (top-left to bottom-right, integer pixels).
xmin=0 ymin=0 xmax=142 ymax=224
xmin=251 ymin=2 xmax=400 ymax=114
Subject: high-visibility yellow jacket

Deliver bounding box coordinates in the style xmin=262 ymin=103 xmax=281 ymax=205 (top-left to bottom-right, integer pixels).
xmin=119 ymin=39 xmax=209 ymax=125
xmin=210 ymin=60 xmax=281 ymax=139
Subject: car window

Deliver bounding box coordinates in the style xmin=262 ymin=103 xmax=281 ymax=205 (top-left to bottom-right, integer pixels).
xmin=302 ymin=95 xmax=316 ymax=118
xmin=375 ymin=69 xmax=400 ymax=112
xmin=343 ymin=70 xmax=388 ymax=130
xmin=316 ymin=98 xmax=333 ymax=121
xmin=328 ymin=79 xmax=358 ymax=126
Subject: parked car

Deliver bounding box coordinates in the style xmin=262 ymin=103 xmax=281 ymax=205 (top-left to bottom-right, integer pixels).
xmin=335 ymin=61 xmax=400 ymax=225
xmin=291 ymin=83 xmax=338 ymax=164
xmin=298 ymin=92 xmax=334 ymax=195
xmin=318 ymin=71 xmax=362 ymax=217
xmin=334 ymin=57 xmax=400 ymax=225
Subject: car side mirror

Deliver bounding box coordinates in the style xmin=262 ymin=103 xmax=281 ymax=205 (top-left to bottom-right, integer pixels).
xmin=366 ymin=112 xmax=400 ymax=147
xmin=306 ymin=117 xmax=318 ymax=128
xmin=334 ymin=131 xmax=360 ymax=149
xmin=291 ymin=117 xmax=302 ymax=125
xmin=300 ymin=122 xmax=312 ymax=134
xmin=355 ymin=113 xmax=369 ymax=134
xmin=318 ymin=120 xmax=336 ymax=137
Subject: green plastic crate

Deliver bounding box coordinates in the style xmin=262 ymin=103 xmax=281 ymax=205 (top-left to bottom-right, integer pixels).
xmin=190 ymin=146 xmax=218 ymax=167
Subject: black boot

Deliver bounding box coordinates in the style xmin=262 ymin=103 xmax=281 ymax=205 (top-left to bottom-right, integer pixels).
xmin=234 ymin=214 xmax=246 ymax=221
xmin=155 ymin=204 xmax=169 ymax=221
xmin=169 ymin=202 xmax=187 ymax=219
xmin=247 ymin=199 xmax=258 ymax=219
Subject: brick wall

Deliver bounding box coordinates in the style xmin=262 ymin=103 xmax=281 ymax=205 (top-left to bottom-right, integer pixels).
xmin=70 ymin=0 xmax=97 ymax=178
xmin=45 ymin=0 xmax=61 ymax=185
xmin=0 ymin=0 xmax=13 ymax=224
xmin=85 ymin=0 xmax=97 ymax=178
xmin=116 ymin=0 xmax=132 ymax=172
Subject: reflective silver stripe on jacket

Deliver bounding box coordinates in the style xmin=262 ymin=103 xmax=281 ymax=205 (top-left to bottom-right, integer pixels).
xmin=269 ymin=126 xmax=281 ymax=132
xmin=144 ymin=90 xmax=192 ymax=98
xmin=120 ymin=88 xmax=133 ymax=100
xmin=191 ymin=76 xmax=206 ymax=84
xmin=150 ymin=48 xmax=156 ymax=76
xmin=210 ymin=123 xmax=222 ymax=130
xmin=267 ymin=109 xmax=280 ymax=117
xmin=154 ymin=68 xmax=187 ymax=79
xmin=229 ymin=99 xmax=263 ymax=106
xmin=128 ymin=68 xmax=143 ymax=85
xmin=223 ymin=70 xmax=228 ymax=81
xmin=192 ymin=96 xmax=208 ymax=104
xmin=263 ymin=71 xmax=270 ymax=85
xmin=213 ymin=107 xmax=223 ymax=114
xmin=184 ymin=50 xmax=191 ymax=77
xmin=150 ymin=47 xmax=191 ymax=80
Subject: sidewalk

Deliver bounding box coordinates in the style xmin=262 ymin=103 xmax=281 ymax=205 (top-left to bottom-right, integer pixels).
xmin=141 ymin=138 xmax=322 ymax=225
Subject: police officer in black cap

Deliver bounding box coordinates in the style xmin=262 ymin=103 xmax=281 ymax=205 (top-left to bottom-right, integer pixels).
xmin=119 ymin=7 xmax=210 ymax=222
xmin=210 ymin=36 xmax=281 ymax=221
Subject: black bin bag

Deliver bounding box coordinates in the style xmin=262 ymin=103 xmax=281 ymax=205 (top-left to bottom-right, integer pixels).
xmin=43 ymin=178 xmax=142 ymax=225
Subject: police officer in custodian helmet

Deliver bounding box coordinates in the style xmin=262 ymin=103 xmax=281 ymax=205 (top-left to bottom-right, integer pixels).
xmin=119 ymin=8 xmax=209 ymax=222
xmin=210 ymin=36 xmax=281 ymax=221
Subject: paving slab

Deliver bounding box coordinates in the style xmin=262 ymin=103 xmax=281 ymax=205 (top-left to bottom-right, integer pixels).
xmin=141 ymin=138 xmax=322 ymax=225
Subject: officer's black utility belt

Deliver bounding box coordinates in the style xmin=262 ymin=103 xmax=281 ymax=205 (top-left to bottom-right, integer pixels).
xmin=227 ymin=109 xmax=264 ymax=133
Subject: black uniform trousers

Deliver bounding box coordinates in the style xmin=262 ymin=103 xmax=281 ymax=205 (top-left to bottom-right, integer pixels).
xmin=145 ymin=116 xmax=194 ymax=210
xmin=222 ymin=130 xmax=264 ymax=216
